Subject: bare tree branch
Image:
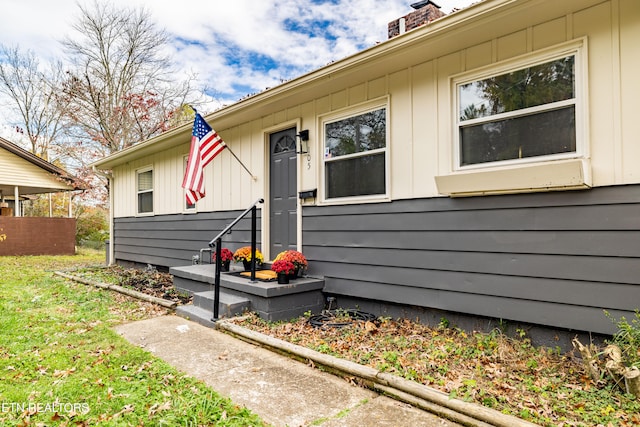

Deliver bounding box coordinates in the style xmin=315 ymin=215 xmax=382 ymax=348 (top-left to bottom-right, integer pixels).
xmin=0 ymin=45 xmax=66 ymax=159
xmin=60 ymin=0 xmax=197 ymax=155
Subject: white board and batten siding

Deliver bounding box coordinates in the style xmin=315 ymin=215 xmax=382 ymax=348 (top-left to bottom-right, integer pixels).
xmin=111 ymin=138 xmax=264 ymax=218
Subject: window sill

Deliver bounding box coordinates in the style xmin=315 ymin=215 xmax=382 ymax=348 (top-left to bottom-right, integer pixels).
xmin=435 ymin=159 xmax=591 ymax=197
xmin=320 ymin=194 xmax=391 ymax=206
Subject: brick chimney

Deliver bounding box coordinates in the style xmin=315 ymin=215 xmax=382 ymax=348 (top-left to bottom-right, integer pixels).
xmin=388 ymin=1 xmax=446 ymax=39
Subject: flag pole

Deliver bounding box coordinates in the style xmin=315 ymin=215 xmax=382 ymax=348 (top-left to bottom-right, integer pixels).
xmin=225 ymin=145 xmax=257 ymax=181
xmin=189 ymin=105 xmax=257 ymax=181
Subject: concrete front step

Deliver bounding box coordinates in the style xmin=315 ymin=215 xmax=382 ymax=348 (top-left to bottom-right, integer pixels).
xmin=170 ymin=264 xmax=216 ymax=295
xmin=193 ymin=290 xmax=251 ymax=316
xmin=176 ymin=290 xmax=251 ymax=325
xmin=171 ymin=263 xmax=326 ymax=322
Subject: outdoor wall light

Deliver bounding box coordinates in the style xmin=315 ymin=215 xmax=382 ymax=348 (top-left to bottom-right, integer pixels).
xmin=296 ymin=130 xmax=309 ymax=154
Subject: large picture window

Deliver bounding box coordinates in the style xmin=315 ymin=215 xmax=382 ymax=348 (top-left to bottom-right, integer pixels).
xmin=323 ymin=106 xmax=387 ymax=200
xmin=137 ymin=168 xmax=153 ymax=214
xmin=456 ymin=53 xmax=578 ymax=167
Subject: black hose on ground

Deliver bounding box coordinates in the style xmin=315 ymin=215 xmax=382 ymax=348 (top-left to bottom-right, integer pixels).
xmin=307 ymin=309 xmax=377 ymax=328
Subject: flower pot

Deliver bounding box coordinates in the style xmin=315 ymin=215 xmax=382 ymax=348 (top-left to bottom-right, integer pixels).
xmin=221 ymin=260 xmax=230 ymax=272
xmin=277 ymin=272 xmax=289 ymax=284
xmin=243 ymin=260 xmax=251 ymax=271
xmin=288 ymin=268 xmax=299 ymax=279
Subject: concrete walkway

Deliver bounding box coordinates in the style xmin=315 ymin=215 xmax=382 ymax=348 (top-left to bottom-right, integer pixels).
xmin=115 ymin=315 xmax=462 ymax=427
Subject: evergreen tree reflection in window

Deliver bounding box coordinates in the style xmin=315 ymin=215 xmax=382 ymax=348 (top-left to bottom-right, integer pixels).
xmin=458 ymin=55 xmax=576 ymax=166
xmin=324 ymin=108 xmax=386 ymax=199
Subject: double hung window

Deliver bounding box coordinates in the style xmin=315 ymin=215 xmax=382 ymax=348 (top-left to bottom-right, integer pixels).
xmin=456 ymin=51 xmax=579 ymax=168
xmin=323 ymin=105 xmax=388 ymax=200
xmin=137 ymin=168 xmax=153 ymax=214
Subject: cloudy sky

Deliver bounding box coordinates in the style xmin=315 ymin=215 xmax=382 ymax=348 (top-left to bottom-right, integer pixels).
xmin=0 ymin=0 xmax=475 ymax=137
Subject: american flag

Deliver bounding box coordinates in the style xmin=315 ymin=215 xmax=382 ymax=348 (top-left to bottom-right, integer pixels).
xmin=182 ymin=113 xmax=227 ymax=204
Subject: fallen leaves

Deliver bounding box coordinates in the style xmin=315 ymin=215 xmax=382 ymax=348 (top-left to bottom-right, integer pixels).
xmin=148 ymin=400 xmax=171 ymax=416
xmin=112 ymin=404 xmax=134 ymax=418
xmin=232 ymin=313 xmax=640 ymax=426
xmin=364 ymin=320 xmax=377 ymax=334
xmin=53 ymin=367 xmax=76 ymax=378
xmin=0 ymin=254 xmax=267 ymax=427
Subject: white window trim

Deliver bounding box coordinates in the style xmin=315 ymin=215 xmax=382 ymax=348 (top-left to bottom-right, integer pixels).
xmin=319 ymin=98 xmax=391 ymax=205
xmin=451 ymin=38 xmax=588 ymax=172
xmin=182 ymin=155 xmax=197 ymax=213
xmin=136 ymin=166 xmax=154 ymax=216
xmin=436 ymin=38 xmax=590 ymax=197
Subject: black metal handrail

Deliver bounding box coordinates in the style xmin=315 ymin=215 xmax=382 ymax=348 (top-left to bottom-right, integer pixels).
xmin=208 ymin=198 xmax=263 ymax=321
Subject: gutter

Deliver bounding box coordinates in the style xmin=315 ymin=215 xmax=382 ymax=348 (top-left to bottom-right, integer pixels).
xmin=92 ymin=166 xmax=114 ymax=265
xmin=201 ymin=0 xmax=518 ymax=122
xmin=91 ymin=124 xmax=191 ymax=170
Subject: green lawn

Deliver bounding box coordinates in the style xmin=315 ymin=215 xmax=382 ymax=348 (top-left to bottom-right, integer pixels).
xmin=0 ymin=250 xmax=266 ymax=426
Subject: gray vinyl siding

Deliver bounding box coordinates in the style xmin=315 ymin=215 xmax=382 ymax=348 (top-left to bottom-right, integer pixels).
xmin=114 ymin=210 xmax=262 ymax=268
xmin=302 ymin=185 xmax=640 ymax=335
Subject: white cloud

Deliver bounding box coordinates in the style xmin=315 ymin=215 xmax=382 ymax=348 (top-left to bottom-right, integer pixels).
xmin=0 ymin=0 xmax=477 ymax=114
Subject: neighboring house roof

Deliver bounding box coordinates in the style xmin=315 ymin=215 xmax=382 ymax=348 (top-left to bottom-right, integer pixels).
xmin=0 ymin=136 xmax=81 ymax=196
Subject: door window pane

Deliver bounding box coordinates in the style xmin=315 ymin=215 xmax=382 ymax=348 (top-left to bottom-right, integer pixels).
xmin=273 ymin=135 xmax=297 ymax=154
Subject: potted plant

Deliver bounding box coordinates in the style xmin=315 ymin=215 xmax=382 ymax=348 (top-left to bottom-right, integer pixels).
xmin=271 ymin=260 xmax=295 ymax=284
xmin=274 ymin=250 xmax=308 ymax=278
xmin=212 ymin=248 xmax=234 ymax=271
xmin=233 ymin=246 xmax=264 ymax=271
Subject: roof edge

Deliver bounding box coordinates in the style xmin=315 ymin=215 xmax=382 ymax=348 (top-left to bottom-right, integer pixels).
xmin=0 ymin=137 xmax=83 ymax=190
xmin=203 ymin=0 xmax=511 ymax=121
xmin=93 ymin=0 xmax=513 ymax=169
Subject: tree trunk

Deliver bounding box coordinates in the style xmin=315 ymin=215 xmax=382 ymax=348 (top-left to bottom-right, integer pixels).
xmin=603 ymin=344 xmax=640 ymax=399
xmin=624 ymin=367 xmax=640 ymax=399
xmin=572 ymin=338 xmax=600 ymax=383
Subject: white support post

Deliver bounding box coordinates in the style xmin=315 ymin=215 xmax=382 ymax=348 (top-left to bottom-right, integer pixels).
xmin=14 ymin=186 xmax=20 ymax=217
